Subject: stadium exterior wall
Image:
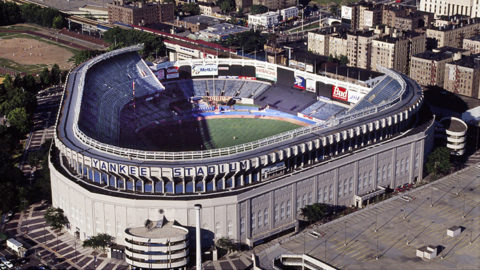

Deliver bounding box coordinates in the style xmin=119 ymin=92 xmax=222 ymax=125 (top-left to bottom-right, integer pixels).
xmin=51 ymin=46 xmax=432 ymax=248
xmin=50 ymin=118 xmax=434 ymax=247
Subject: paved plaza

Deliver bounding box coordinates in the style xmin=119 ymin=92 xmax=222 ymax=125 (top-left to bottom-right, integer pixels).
xmin=259 ymin=164 xmax=480 ymax=269
xmin=5 ymin=202 xmax=129 ymax=270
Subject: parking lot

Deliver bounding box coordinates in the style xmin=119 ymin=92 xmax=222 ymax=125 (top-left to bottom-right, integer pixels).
xmin=260 ymin=164 xmax=480 ymax=269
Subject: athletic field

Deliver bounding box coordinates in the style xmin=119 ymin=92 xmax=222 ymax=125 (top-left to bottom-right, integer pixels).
xmin=139 ymin=118 xmax=302 ymax=151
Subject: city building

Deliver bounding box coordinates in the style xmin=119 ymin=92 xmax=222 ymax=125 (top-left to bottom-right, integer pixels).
xmin=252 ymin=0 xmax=296 ymax=11
xmin=248 ymin=11 xmax=280 ymax=28
xmin=198 ymin=23 xmax=250 ymax=41
xmin=341 ymin=1 xmax=383 ymax=30
xmin=107 ymin=0 xmax=174 ymax=26
xmin=419 ymin=0 xmax=480 ymax=18
xmin=346 ymin=30 xmax=376 ymax=70
xmin=125 ymin=219 xmax=189 ymax=269
xmin=170 ymin=15 xmax=221 ymax=33
xmin=198 ymin=3 xmax=221 ymax=17
xmin=463 ymin=35 xmax=480 ymax=54
xmin=280 ymin=6 xmax=299 ymax=21
xmin=382 ymin=5 xmax=434 ymax=32
xmin=410 ymin=47 xmax=467 ymax=87
xmin=235 ymin=0 xmax=253 ymax=11
xmin=426 ymin=18 xmax=480 ymax=48
xmin=371 ymin=31 xmax=426 ymax=74
xmin=444 ymin=54 xmax=480 ymax=98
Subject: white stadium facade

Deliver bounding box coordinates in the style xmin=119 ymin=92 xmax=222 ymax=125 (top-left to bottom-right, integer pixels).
xmin=50 ymin=44 xmax=434 ymax=259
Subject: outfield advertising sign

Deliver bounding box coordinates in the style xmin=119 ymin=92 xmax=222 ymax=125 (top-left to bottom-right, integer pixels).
xmin=332 ymin=85 xmax=348 ymax=101
xmin=306 ymin=79 xmax=315 ymax=92
xmin=256 ymin=64 xmax=277 ymax=81
xmin=347 ymin=91 xmax=364 ymax=104
xmin=192 ymin=64 xmax=218 ymax=76
xmin=294 ymin=75 xmax=306 ymax=90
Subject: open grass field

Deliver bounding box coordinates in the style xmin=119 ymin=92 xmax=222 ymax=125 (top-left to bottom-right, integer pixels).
xmin=139 ymin=118 xmax=302 ymax=151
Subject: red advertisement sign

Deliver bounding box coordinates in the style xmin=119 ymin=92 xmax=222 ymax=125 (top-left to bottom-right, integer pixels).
xmin=332 ymin=85 xmax=348 ymax=101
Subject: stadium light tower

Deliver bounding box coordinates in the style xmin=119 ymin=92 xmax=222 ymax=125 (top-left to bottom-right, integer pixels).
xmin=195 ymin=204 xmax=202 ymax=270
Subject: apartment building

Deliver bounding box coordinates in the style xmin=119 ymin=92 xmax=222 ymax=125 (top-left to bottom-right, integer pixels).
xmin=419 ymin=0 xmax=480 ymax=18
xmin=347 ymin=30 xmax=376 ymax=70
xmin=371 ymin=31 xmax=426 ymax=74
xmin=444 ymin=54 xmax=480 ymax=98
xmin=426 ymin=18 xmax=480 ymax=48
xmin=382 ymin=5 xmax=434 ymax=32
xmin=410 ymin=47 xmax=467 ymax=87
xmin=252 ymin=0 xmax=296 ymax=11
xmin=248 ymin=11 xmax=281 ymax=28
xmin=341 ymin=1 xmax=382 ymax=30
xmin=463 ymin=35 xmax=480 ymax=54
xmin=107 ymin=0 xmax=174 ymax=25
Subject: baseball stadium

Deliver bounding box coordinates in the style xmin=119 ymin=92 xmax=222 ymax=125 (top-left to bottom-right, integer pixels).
xmin=50 ymin=45 xmax=434 ymax=269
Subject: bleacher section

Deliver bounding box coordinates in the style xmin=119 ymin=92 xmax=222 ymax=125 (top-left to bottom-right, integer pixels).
xmin=300 ymin=100 xmax=346 ymax=121
xmin=166 ymin=79 xmax=271 ymax=99
xmin=348 ymin=77 xmax=402 ymax=113
xmin=79 ymin=52 xmax=163 ymax=145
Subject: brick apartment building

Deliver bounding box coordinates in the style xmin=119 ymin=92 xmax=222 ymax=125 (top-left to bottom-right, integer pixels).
xmin=444 ymin=54 xmax=480 ymax=98
xmin=410 ymin=47 xmax=467 ymax=87
xmin=107 ymin=0 xmax=174 ymax=25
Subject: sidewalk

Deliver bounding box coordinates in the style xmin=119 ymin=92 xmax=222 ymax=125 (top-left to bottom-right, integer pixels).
xmin=7 ymin=202 xmax=129 ymax=270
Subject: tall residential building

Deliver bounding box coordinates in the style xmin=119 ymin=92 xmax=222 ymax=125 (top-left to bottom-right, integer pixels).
xmin=107 ymin=0 xmax=174 ymax=25
xmin=444 ymin=54 xmax=480 ymax=98
xmin=252 ymin=0 xmax=296 ymax=11
xmin=382 ymin=6 xmax=434 ymax=31
xmin=371 ymin=31 xmax=426 ymax=74
xmin=426 ymin=18 xmax=480 ymax=48
xmin=341 ymin=1 xmax=382 ymax=30
xmin=410 ymin=47 xmax=466 ymax=87
xmin=419 ymin=0 xmax=480 ymax=18
xmin=463 ymin=35 xmax=480 ymax=53
xmin=346 ymin=30 xmax=376 ymax=70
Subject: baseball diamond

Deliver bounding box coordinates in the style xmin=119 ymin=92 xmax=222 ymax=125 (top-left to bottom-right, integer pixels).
xmin=50 ymin=44 xmax=433 ymax=269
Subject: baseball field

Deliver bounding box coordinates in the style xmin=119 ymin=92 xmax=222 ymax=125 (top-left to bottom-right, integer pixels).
xmin=140 ymin=118 xmax=302 ymax=151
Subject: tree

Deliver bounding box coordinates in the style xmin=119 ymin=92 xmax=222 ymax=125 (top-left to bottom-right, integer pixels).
xmin=44 ymin=207 xmax=69 ymax=231
xmin=83 ymin=233 xmax=115 ymax=253
xmin=218 ymin=0 xmax=235 ymax=13
xmin=7 ymin=107 xmax=30 ymax=134
xmin=50 ymin=64 xmax=61 ymax=85
xmin=250 ymin=5 xmax=268 ymax=15
xmin=425 ymin=147 xmax=451 ymax=177
xmin=330 ymin=4 xmax=339 ymax=15
xmin=301 ymin=203 xmax=334 ymax=223
xmin=339 ymin=55 xmax=349 ymax=65
xmin=216 ymin=237 xmax=237 ymax=253
xmin=52 ymin=15 xmax=64 ymax=29
xmin=40 ymin=67 xmax=50 ymax=86
xmin=181 ymin=3 xmax=200 ymax=15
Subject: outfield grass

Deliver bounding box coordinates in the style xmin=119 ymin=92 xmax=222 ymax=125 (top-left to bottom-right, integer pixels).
xmin=142 ymin=118 xmax=302 ymax=151
xmin=205 ymin=118 xmax=301 ymax=149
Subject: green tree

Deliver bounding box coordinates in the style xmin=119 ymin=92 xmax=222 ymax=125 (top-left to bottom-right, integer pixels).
xmin=425 ymin=147 xmax=451 ymax=177
xmin=52 ymin=15 xmax=64 ymax=29
xmin=181 ymin=3 xmax=200 ymax=15
xmin=301 ymin=203 xmax=334 ymax=223
xmin=40 ymin=67 xmax=50 ymax=86
xmin=216 ymin=237 xmax=237 ymax=253
xmin=44 ymin=207 xmax=69 ymax=231
xmin=50 ymin=64 xmax=61 ymax=85
xmin=218 ymin=0 xmax=235 ymax=13
xmin=339 ymin=55 xmax=349 ymax=65
xmin=70 ymin=50 xmax=102 ymax=65
xmin=7 ymin=107 xmax=30 ymax=134
xmin=83 ymin=233 xmax=115 ymax=253
xmin=250 ymin=5 xmax=268 ymax=15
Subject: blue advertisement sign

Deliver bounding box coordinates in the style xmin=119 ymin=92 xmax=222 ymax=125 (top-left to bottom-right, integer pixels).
xmin=294 ymin=75 xmax=306 ymax=90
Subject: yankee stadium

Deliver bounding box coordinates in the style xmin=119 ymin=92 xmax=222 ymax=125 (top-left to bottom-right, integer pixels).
xmin=50 ymin=44 xmax=433 ymax=264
